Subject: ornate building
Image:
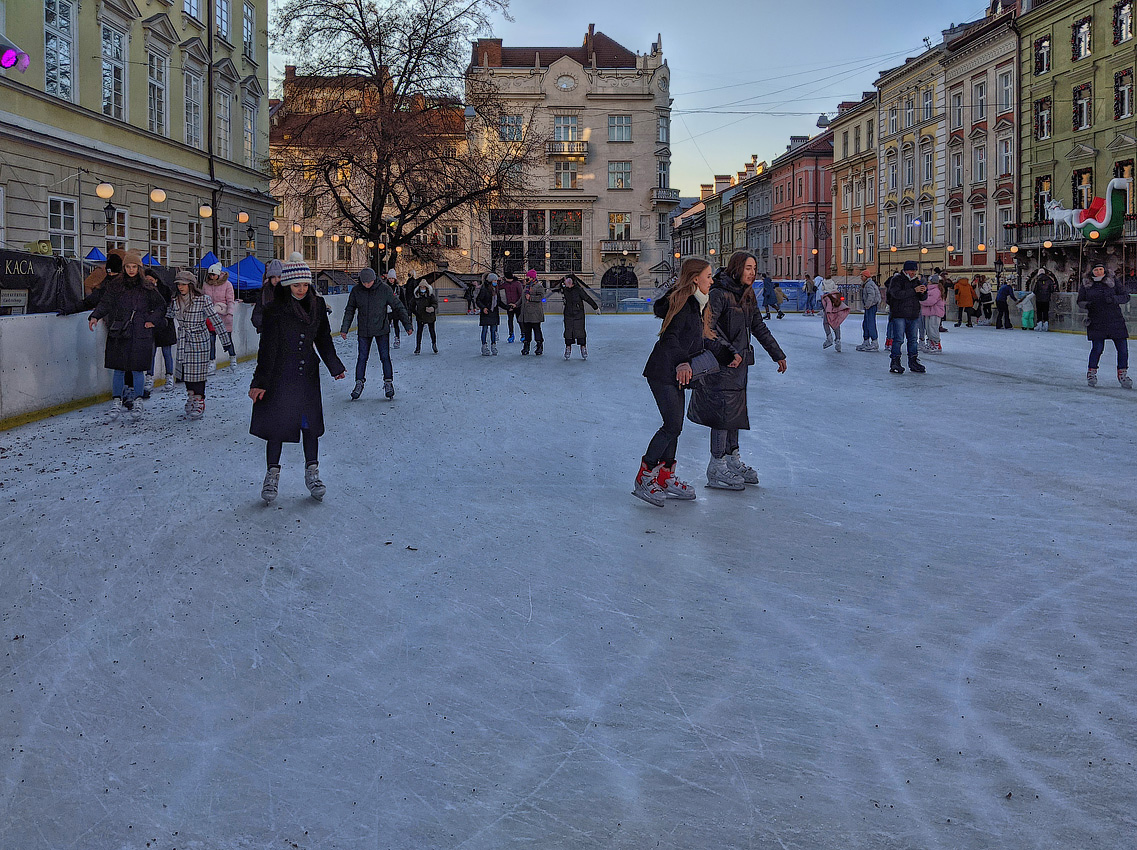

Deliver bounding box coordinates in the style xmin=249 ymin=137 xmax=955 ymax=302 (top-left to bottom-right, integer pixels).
xmin=829 ymin=92 xmax=879 ymax=283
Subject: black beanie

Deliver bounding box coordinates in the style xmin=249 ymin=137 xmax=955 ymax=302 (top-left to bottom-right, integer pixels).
xmin=106 ymin=253 xmax=123 ymax=274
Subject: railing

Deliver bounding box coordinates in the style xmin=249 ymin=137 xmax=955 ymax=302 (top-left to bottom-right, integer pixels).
xmin=546 ymin=140 xmax=588 ymax=156
xmin=599 ymin=239 xmax=641 ymax=254
xmin=650 ymin=187 xmax=681 ymax=204
xmin=1009 ymin=215 xmax=1137 ymax=247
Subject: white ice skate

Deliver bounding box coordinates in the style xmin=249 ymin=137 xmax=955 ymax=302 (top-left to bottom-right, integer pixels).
xmin=725 ymin=450 xmax=760 ymax=485
xmin=706 ymin=456 xmax=745 ymax=490
xmin=304 ymin=464 xmax=326 ymax=500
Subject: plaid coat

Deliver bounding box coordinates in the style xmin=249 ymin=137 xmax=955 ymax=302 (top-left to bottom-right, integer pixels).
xmin=172 ymin=295 xmax=233 ymax=383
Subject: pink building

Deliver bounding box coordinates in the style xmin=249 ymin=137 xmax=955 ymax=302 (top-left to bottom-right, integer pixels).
xmin=769 ymin=130 xmax=834 ymax=280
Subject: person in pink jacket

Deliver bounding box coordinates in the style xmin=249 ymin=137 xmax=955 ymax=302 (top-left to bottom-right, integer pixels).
xmin=203 ymin=262 xmax=237 ymax=371
xmin=820 ymin=283 xmax=851 ymax=353
xmin=920 ymin=275 xmax=946 ymax=354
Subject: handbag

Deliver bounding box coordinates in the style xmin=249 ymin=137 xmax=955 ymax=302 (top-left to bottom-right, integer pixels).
xmin=689 ymin=349 xmax=720 ymax=381
xmin=744 ymin=345 xmax=756 ymax=366
xmin=107 ymin=311 xmax=135 ymax=338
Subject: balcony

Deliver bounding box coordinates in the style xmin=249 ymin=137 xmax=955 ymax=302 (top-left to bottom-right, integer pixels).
xmin=651 ymin=187 xmax=681 ymax=205
xmin=546 ymin=140 xmax=588 ymax=158
xmin=1008 ymin=215 xmax=1137 ymax=248
xmin=600 ymin=239 xmax=641 ymax=255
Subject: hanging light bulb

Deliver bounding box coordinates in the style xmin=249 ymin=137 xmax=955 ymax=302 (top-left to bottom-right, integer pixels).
xmin=95 ymin=182 xmax=115 ymax=200
xmin=268 ymin=220 xmax=280 ymax=232
xmin=291 ymin=223 xmax=302 ymax=233
xmin=315 ymin=229 xmax=324 ymax=238
xmin=237 ymin=211 xmax=250 ymax=224
xmin=149 ymin=188 xmax=167 ymax=204
xmin=199 ymin=203 xmax=213 ymax=219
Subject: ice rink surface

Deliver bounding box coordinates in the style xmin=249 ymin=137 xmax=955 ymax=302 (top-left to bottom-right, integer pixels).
xmin=1 ymin=314 xmax=1135 ymax=849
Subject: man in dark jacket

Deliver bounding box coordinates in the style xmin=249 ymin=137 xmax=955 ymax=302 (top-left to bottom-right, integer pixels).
xmin=994 ymin=279 xmax=1021 ymax=329
xmin=761 ymin=273 xmax=782 ymax=319
xmin=1032 ymin=271 xmax=1056 ymax=331
xmin=339 ymin=267 xmax=412 ymax=400
xmin=500 ymin=271 xmax=524 ymax=343
xmin=886 ymin=260 xmax=928 ymax=374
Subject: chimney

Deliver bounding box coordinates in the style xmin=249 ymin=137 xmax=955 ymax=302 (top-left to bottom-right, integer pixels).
xmin=714 ymin=174 xmax=731 ymax=194
xmin=586 ymin=23 xmax=595 ymax=64
xmin=787 ymin=135 xmax=809 ymax=151
xmin=473 ymin=38 xmax=502 ymax=68
xmin=285 ymin=65 xmax=297 ymax=82
xmin=700 ymin=183 xmax=714 ymax=201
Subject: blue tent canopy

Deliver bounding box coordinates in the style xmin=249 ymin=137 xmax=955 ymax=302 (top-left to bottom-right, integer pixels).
xmin=225 ymin=254 xmax=266 ymax=290
xmin=141 ymin=253 xmax=156 ymax=266
xmin=198 ymin=251 xmax=220 ymax=269
xmin=84 ymin=247 xmax=107 ymax=261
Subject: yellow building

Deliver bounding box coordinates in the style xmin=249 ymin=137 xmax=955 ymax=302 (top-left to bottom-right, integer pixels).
xmin=0 ymin=0 xmax=273 ymax=267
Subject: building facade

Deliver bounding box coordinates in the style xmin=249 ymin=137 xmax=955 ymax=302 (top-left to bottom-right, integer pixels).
xmin=0 ymin=0 xmax=273 ymax=267
xmin=829 ymin=92 xmax=879 ymax=284
xmin=466 ymin=25 xmax=679 ymax=289
xmin=769 ymin=131 xmax=834 ymax=281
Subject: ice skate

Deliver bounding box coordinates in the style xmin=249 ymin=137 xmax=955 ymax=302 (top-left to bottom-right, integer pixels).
xmin=535 ymin=342 xmax=543 ymax=356
xmin=143 ymin=374 xmax=154 ymax=399
xmin=261 ymin=466 xmax=280 ymax=504
xmin=521 ymin=343 xmax=530 ymax=355
xmin=491 ymin=343 xmax=498 ymax=356
xmin=855 ymin=340 xmax=872 ymax=351
xmin=482 ymin=343 xmax=491 ymax=356
xmin=632 ymin=461 xmax=666 ymax=507
xmin=188 ymin=394 xmax=205 ymax=420
xmin=889 ymin=357 xmax=905 ymax=374
xmin=508 ymin=334 xmax=514 ymax=343
xmin=183 ymin=393 xmax=194 ymax=419
xmin=393 ymin=336 xmax=400 ymax=349
xmin=304 ymin=463 xmax=326 ymax=501
xmin=107 ymin=397 xmax=124 ymax=422
xmin=1087 ymin=368 xmax=1098 ymax=388
xmin=706 ymin=456 xmax=745 ymax=490
xmin=351 ymin=379 xmax=365 ymax=400
xmin=384 ymin=379 xmax=395 ymax=399
xmin=725 ymin=450 xmax=759 ymax=485
xmin=1119 ymin=369 xmax=1132 ymax=389
xmin=908 ymin=357 xmax=926 ymax=374
xmin=164 ymin=373 xmax=177 ymax=392
xmin=580 ymin=345 xmax=588 ymax=360
xmin=414 ymin=346 xmax=421 ymax=354
xmin=207 ymin=360 xmax=216 ymax=376
xmin=657 ymin=462 xmax=696 ymax=500
xmin=432 ymin=343 xmax=438 ymax=354
xmin=822 ymin=336 xmax=834 ymax=349
xmin=835 ymin=339 xmax=842 ymax=353
xmin=564 ymin=345 xmax=572 ymax=360
xmin=130 ymin=399 xmax=144 ymax=423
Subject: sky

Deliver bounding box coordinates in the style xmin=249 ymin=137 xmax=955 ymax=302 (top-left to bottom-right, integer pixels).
xmin=270 ymin=0 xmax=997 ymax=197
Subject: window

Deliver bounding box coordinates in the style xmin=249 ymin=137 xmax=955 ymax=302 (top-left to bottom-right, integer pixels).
xmin=972 ymin=81 xmax=986 ymax=121
xmin=608 ymin=115 xmax=632 ymax=142
xmin=1117 ymin=2 xmax=1134 ymax=43
xmin=842 ymin=181 xmax=851 ymax=211
xmin=841 ymin=233 xmax=850 ymax=264
xmin=150 ymin=215 xmax=169 ymax=266
xmin=657 ymin=159 xmax=670 ymax=189
xmin=658 ymin=213 xmax=669 ymax=242
xmin=887 ymin=214 xmax=897 ymax=247
xmin=1073 ymin=18 xmax=1092 ymax=60
xmin=550 ymin=210 xmax=582 ymax=236
xmin=443 ymin=225 xmax=459 ymax=248
xmin=148 ymin=52 xmax=168 ymax=136
xmin=218 ymin=0 xmax=231 ymax=40
xmin=866 ymin=229 xmax=875 ymax=263
xmin=1035 ymin=37 xmax=1051 ymax=75
xmin=974 ymin=145 xmax=986 ymax=182
xmin=923 ymin=150 xmax=934 ymax=184
xmin=216 ymin=90 xmax=232 ymax=159
xmin=336 ymin=241 xmax=350 ymax=262
xmin=1000 ymin=206 xmax=1014 ymax=247
xmin=973 ymin=210 xmax=986 ymax=250
xmin=842 ymin=131 xmax=849 ymax=159
xmin=999 ymin=138 xmax=1013 ymax=175
xmin=888 ymin=161 xmax=898 ymax=191
xmin=302 ymin=197 xmax=318 ymax=219
xmin=106 ymin=206 xmax=127 ymax=255
xmin=303 ymin=235 xmax=317 ymax=263
xmin=923 ymin=88 xmax=934 ymax=121
xmin=44 ymin=0 xmax=74 ymax=101
xmin=1074 ymin=83 xmax=1092 ymax=130
xmin=866 ymin=171 xmax=875 ymax=205
xmin=101 ymin=26 xmax=126 ymax=120
xmin=219 ymin=225 xmax=234 ymax=266
xmin=798 ymin=177 xmax=804 ymax=198
xmin=905 ymin=98 xmax=914 ymax=128
xmin=658 ymin=114 xmax=669 ymax=143
xmin=950 ymin=213 xmax=962 ymax=251
xmin=243 ymin=101 xmax=257 ymax=168
xmin=1034 ymin=175 xmax=1052 ymax=221
xmin=999 ymin=71 xmax=1014 ymax=113
xmin=499 ymin=115 xmax=523 ymax=141
xmin=889 ymin=105 xmax=898 ymax=134
xmin=608 ymin=212 xmax=631 ymax=240
xmin=854 ymin=178 xmax=863 ymax=209
xmin=554 ymin=160 xmax=578 ymax=189
xmin=183 ymin=0 xmax=199 ymax=19
xmin=903 ymin=212 xmax=914 ymax=245
xmin=1035 ymin=97 xmax=1052 ymax=139
xmin=273 ymin=236 xmax=284 ymax=260
xmin=185 ymin=72 xmax=204 ymax=149
xmin=553 ymin=115 xmax=579 ymax=141
xmin=608 ymin=161 xmax=632 ymax=189
xmin=1073 ymin=168 xmax=1094 ymax=208
xmin=48 ymin=197 xmax=77 ymax=257
xmin=243 ymin=2 xmax=256 ymax=60
xmin=490 ymin=210 xmax=523 ymax=235
xmin=549 ymin=241 xmax=582 ymax=273
xmin=1118 ymin=70 xmax=1135 ymax=120
xmin=950 ymin=91 xmax=964 ymax=128
xmin=904 ymin=155 xmax=914 ymax=187
xmin=866 ymin=119 xmax=874 ymax=148
xmin=854 ymin=126 xmax=861 ymax=154
xmin=951 ymin=151 xmax=963 ymax=187
xmin=189 ymin=219 xmax=203 ymax=268
xmin=921 ymin=208 xmax=932 ymax=244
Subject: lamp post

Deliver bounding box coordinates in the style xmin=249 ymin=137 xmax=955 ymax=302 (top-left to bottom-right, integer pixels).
xmin=912 ymin=217 xmax=923 ymax=276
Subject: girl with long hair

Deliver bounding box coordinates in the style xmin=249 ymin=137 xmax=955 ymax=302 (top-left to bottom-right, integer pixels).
xmin=634 ymin=258 xmax=742 ymax=506
xmin=172 ymin=270 xmax=235 ymax=420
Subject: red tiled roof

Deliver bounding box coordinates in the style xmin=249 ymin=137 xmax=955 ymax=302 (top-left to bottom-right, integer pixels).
xmin=487 ymin=31 xmax=637 ymax=69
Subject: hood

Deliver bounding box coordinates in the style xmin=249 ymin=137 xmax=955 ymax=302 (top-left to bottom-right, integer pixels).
xmin=415 ymin=283 xmax=434 ymax=296
xmin=711 ymin=268 xmax=746 ymax=295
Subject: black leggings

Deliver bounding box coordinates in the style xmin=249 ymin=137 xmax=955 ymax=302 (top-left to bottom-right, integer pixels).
xmin=995 ymin=301 xmax=1012 ymax=328
xmin=267 ymin=430 xmax=319 ymax=468
xmin=644 ymin=379 xmax=685 ymax=467
xmin=416 ymin=322 xmax=437 ymax=347
xmin=185 ymin=380 xmax=206 ymax=397
xmin=1037 ymin=301 xmax=1050 ymax=324
xmin=979 ymin=299 xmax=993 ymax=319
xmin=520 ymin=322 xmax=544 ymax=343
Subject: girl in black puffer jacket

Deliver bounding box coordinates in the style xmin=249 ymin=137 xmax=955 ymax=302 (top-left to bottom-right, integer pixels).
xmin=635 ymin=259 xmax=740 ymax=507
xmin=1078 ymin=263 xmax=1132 ymax=388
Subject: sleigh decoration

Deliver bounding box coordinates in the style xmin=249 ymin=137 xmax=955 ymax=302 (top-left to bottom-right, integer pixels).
xmin=1045 ymin=177 xmax=1131 ymax=244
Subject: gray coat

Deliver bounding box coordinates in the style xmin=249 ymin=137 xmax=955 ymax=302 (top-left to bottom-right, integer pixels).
xmin=517 ymin=282 xmax=546 ymax=323
xmin=340 ymin=281 xmax=411 ymax=338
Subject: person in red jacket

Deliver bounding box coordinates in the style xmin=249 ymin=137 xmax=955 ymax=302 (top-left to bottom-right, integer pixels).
xmin=500 ymin=271 xmax=523 ymax=343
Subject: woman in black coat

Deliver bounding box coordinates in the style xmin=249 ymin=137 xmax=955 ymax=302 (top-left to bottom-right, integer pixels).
xmin=412 ymin=279 xmax=439 ymax=354
xmin=635 ymin=258 xmax=741 ymax=507
xmin=553 ymin=276 xmax=599 ymax=359
xmin=476 ymin=273 xmax=506 ymax=355
xmin=144 ymin=269 xmax=178 ymax=396
xmin=88 ymin=251 xmax=167 ymax=421
xmin=1077 ymin=263 xmax=1132 ymax=388
xmin=249 ymin=262 xmax=346 ymax=503
xmin=687 ymin=252 xmax=787 ymax=489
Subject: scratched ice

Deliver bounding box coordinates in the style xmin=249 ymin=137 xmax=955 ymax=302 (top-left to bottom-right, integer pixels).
xmin=1 ymin=315 xmax=1134 ymax=849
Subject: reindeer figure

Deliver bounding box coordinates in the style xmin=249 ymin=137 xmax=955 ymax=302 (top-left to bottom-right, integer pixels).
xmin=1045 ymin=198 xmax=1080 ymax=240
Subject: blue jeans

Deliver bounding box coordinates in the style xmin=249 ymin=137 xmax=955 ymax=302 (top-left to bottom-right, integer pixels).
xmin=148 ymin=345 xmax=174 ymax=377
xmin=862 ymin=306 xmax=878 ymax=340
xmin=356 ymin=334 xmax=392 ymax=381
xmin=888 ymin=317 xmax=920 ymax=359
xmin=481 ymin=325 xmax=498 ymax=345
xmin=1089 ymin=337 xmax=1129 ymax=370
xmin=805 ymin=291 xmax=817 ymax=313
xmin=209 ymin=332 xmax=216 ymax=360
xmin=112 ymin=369 xmax=145 ymax=399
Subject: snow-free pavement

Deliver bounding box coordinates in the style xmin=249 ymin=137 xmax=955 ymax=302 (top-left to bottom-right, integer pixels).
xmin=1 ymin=315 xmax=1135 ymax=850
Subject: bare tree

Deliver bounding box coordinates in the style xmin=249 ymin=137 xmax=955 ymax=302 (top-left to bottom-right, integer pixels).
xmin=271 ymin=0 xmax=543 ymax=272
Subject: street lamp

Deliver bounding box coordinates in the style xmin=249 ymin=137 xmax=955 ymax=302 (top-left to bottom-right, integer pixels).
xmin=291 ymin=223 xmax=302 ymax=234
xmin=913 ymin=217 xmax=923 ymax=275
xmin=95 ymin=182 xmax=115 ymax=200
xmin=149 ymin=188 xmax=167 ymax=204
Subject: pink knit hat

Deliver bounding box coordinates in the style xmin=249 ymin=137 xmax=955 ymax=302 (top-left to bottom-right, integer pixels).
xmin=526 ymin=269 xmax=537 ymax=280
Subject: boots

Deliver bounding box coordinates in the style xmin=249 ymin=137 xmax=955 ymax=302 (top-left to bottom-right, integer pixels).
xmin=393 ymin=336 xmax=400 ymax=349
xmin=706 ymin=455 xmax=746 ymax=490
xmin=351 ymin=379 xmax=365 ymax=400
xmin=183 ymin=393 xmax=195 ymax=418
xmin=889 ymin=357 xmax=905 ymax=374
xmin=580 ymin=345 xmax=588 ymax=360
xmin=657 ymin=461 xmax=697 ymax=500
xmin=384 ymin=379 xmax=395 ymax=399
xmin=107 ymin=397 xmax=124 ymax=421
xmin=1118 ymin=369 xmax=1132 ymax=389
xmin=432 ymin=343 xmax=438 ymax=354
xmin=535 ymin=341 xmax=543 ymax=356
xmin=565 ymin=344 xmax=572 ymax=360
xmin=521 ymin=342 xmax=530 ymax=355
xmin=130 ymin=398 xmax=144 ymax=423
xmin=164 ymin=372 xmax=177 ymax=392
xmin=725 ymin=449 xmax=760 ymax=485
xmin=143 ymin=374 xmax=154 ymax=399
xmin=632 ymin=461 xmax=667 ymax=507
xmin=908 ymin=357 xmax=926 ymax=374
xmin=1087 ymin=368 xmax=1098 ymax=388
xmin=261 ymin=466 xmax=280 ymax=504
xmin=482 ymin=342 xmax=491 ymax=356
xmin=304 ymin=463 xmax=326 ymax=500
xmin=188 ymin=394 xmax=205 ymax=420
xmin=491 ymin=343 xmax=498 ymax=356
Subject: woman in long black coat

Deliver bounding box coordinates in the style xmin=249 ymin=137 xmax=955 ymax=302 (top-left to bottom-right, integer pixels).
xmin=687 ymin=251 xmax=787 ymax=489
xmin=144 ymin=269 xmax=178 ymax=396
xmin=635 ymin=258 xmax=741 ymax=507
xmin=1077 ymin=263 xmax=1132 ymax=388
xmin=553 ymin=276 xmax=599 ymax=359
xmin=476 ymin=273 xmax=506 ymax=355
xmin=88 ymin=251 xmax=167 ymax=421
xmin=249 ymin=262 xmax=346 ymax=503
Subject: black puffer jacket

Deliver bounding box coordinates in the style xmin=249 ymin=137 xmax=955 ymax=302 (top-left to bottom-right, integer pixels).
xmin=89 ymin=274 xmax=167 ymax=372
xmin=477 ymin=281 xmax=506 ymax=326
xmin=886 ymin=272 xmax=928 ymax=320
xmin=687 ymin=269 xmax=786 ymax=431
xmin=556 ymin=282 xmax=598 ymax=339
xmin=340 ymin=281 xmax=411 ymax=337
xmin=1077 ymin=272 xmax=1131 ymax=340
xmin=642 ymin=290 xmax=736 ymax=386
